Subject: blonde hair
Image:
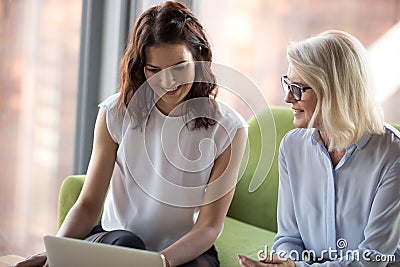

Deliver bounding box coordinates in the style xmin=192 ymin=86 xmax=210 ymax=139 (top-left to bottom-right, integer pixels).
xmin=287 ymin=30 xmax=384 ymax=151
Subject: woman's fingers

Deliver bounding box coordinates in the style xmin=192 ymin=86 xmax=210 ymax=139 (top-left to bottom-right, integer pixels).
xmin=238 ymin=254 xmax=264 ymax=267
xmin=261 ymin=253 xmax=289 ymax=264
xmin=14 ymin=252 xmax=47 ymax=267
xmin=237 ymin=253 xmax=294 ymax=267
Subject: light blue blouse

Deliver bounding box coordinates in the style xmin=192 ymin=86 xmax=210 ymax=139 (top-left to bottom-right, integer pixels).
xmin=272 ymin=126 xmax=400 ymax=266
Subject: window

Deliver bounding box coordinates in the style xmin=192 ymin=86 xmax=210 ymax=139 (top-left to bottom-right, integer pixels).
xmin=197 ymin=0 xmax=400 ymax=124
xmin=0 ymin=0 xmax=82 ymax=256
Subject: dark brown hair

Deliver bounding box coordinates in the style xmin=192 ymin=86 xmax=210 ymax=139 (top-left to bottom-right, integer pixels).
xmin=118 ymin=1 xmax=217 ymax=129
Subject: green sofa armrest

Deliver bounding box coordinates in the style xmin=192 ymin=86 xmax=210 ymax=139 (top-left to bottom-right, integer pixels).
xmin=58 ymin=175 xmax=86 ymax=228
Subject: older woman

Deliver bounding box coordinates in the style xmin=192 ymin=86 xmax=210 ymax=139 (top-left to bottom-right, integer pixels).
xmin=238 ymin=30 xmax=400 ymax=267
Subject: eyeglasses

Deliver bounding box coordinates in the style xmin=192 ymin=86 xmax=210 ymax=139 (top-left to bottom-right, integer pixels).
xmin=281 ymin=75 xmax=312 ymax=101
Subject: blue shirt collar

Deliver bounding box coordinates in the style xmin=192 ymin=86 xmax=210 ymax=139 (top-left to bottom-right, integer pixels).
xmin=310 ymin=129 xmax=372 ymax=150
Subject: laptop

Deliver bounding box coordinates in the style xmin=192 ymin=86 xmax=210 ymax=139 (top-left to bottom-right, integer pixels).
xmin=44 ymin=235 xmax=166 ymax=267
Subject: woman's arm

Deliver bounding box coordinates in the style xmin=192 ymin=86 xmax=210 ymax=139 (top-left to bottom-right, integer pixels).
xmin=57 ymin=108 xmax=118 ymax=238
xmin=354 ymin=159 xmax=400 ymax=266
xmin=160 ymin=127 xmax=247 ymax=266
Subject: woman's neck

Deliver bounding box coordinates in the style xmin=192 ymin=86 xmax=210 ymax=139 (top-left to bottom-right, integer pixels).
xmin=319 ymin=130 xmax=345 ymax=167
xmin=155 ymin=101 xmax=186 ymax=117
xmin=319 ymin=130 xmax=330 ymax=149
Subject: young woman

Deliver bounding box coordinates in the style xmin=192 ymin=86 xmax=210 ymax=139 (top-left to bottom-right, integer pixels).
xmin=17 ymin=2 xmax=247 ymax=267
xmin=238 ymin=30 xmax=400 ymax=267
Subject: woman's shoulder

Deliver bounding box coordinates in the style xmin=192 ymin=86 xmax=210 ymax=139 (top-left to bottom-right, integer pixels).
xmin=377 ymin=124 xmax=400 ymax=155
xmin=98 ymin=92 xmax=124 ymax=144
xmin=280 ymin=128 xmax=313 ymax=150
xmin=283 ymin=128 xmax=309 ymax=141
xmin=98 ymin=92 xmax=121 ymax=111
xmin=383 ymin=124 xmax=400 ymax=140
xmin=369 ymin=124 xmax=400 ymax=148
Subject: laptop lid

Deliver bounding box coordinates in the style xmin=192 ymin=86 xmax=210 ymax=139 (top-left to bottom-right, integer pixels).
xmin=44 ymin=235 xmax=166 ymax=267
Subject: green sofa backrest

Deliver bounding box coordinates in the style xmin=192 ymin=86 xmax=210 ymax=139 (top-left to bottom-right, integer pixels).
xmin=228 ymin=106 xmax=295 ymax=233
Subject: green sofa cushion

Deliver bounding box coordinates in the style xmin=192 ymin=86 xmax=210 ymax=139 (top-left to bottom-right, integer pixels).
xmin=215 ymin=217 xmax=275 ymax=266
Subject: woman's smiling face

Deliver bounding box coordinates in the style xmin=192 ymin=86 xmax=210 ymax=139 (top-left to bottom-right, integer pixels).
xmin=144 ymin=43 xmax=195 ymax=115
xmin=284 ymin=66 xmax=318 ymax=129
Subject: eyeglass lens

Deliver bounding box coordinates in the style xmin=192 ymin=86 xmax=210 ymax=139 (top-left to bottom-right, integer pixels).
xmin=282 ymin=77 xmax=301 ymax=101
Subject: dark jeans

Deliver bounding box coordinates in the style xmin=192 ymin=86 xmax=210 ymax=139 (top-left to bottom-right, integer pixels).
xmin=86 ymin=224 xmax=220 ymax=267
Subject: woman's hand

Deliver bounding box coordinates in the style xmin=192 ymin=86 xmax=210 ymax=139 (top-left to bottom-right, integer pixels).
xmin=237 ymin=254 xmax=295 ymax=267
xmin=14 ymin=252 xmax=48 ymax=267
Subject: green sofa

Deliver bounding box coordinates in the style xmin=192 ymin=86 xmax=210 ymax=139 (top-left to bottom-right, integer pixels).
xmin=57 ymin=107 xmax=400 ymax=266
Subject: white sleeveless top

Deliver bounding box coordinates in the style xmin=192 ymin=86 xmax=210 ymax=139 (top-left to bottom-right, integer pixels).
xmin=99 ymin=93 xmax=247 ymax=251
